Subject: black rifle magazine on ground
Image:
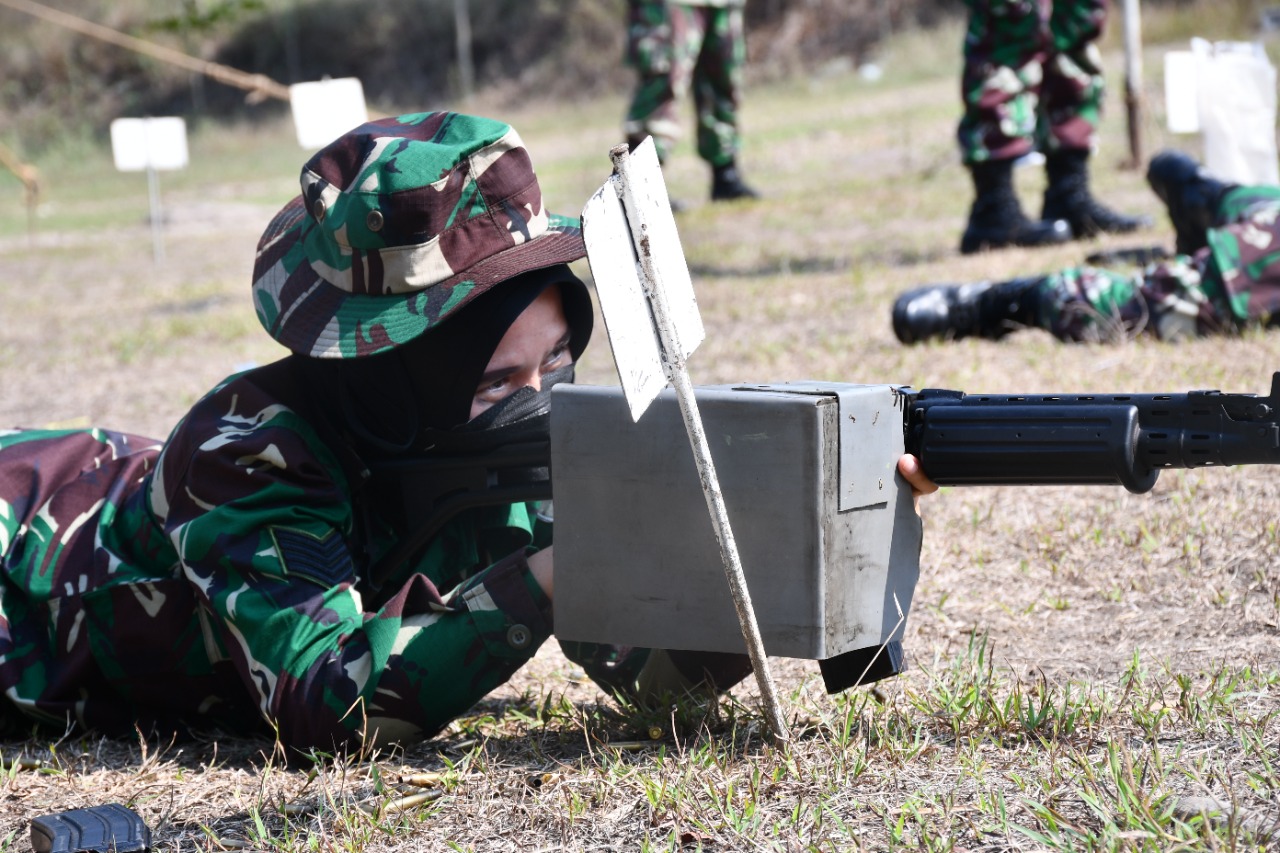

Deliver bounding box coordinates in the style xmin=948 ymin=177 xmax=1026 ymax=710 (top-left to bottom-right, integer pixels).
xmin=30 ymin=803 xmax=150 ymax=853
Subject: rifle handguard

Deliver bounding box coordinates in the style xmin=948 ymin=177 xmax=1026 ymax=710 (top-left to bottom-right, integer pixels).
xmin=906 ymin=372 xmax=1280 ymax=493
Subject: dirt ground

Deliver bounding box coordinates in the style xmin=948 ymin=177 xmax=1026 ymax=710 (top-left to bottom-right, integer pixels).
xmin=0 ymin=58 xmax=1277 ymax=846
xmin=0 ymin=192 xmax=288 ymax=441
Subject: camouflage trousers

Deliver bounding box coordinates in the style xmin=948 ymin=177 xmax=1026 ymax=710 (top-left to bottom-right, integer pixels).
xmin=1031 ymin=185 xmax=1280 ymax=341
xmin=623 ymin=0 xmax=745 ymax=167
xmin=958 ymin=0 xmax=1108 ymax=164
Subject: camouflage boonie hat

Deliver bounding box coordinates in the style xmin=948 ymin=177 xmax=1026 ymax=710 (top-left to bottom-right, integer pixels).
xmin=252 ymin=111 xmax=587 ymax=358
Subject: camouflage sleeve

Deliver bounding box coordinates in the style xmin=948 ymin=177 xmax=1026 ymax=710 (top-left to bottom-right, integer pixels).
xmin=1199 ymin=188 xmax=1280 ymax=327
xmin=154 ymin=401 xmax=553 ymax=750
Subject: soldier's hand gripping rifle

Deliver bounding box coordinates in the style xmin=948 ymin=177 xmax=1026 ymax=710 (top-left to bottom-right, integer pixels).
xmin=373 ymin=372 xmax=1280 ymax=689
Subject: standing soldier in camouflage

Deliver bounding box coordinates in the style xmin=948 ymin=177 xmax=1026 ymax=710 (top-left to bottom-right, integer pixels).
xmin=623 ymin=0 xmax=760 ymax=203
xmin=957 ymin=0 xmax=1149 ymax=254
xmin=894 ymin=151 xmax=1280 ymax=343
xmin=0 ymin=112 xmax=776 ymax=751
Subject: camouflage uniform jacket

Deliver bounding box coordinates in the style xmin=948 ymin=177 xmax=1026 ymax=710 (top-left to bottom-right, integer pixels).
xmin=1033 ymin=185 xmax=1280 ymax=341
xmin=0 ymin=364 xmax=561 ymax=750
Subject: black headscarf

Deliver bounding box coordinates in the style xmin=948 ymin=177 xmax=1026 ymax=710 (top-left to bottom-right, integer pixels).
xmin=291 ymin=263 xmax=593 ymax=457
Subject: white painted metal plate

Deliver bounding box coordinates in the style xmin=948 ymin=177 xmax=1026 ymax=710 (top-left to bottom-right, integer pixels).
xmin=580 ymin=136 xmax=705 ymax=421
xmin=110 ymin=117 xmax=189 ymax=172
xmin=289 ymin=77 xmax=369 ymax=149
xmin=1163 ymin=50 xmax=1199 ymax=134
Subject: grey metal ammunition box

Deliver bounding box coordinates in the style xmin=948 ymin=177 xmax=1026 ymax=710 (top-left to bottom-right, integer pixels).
xmin=551 ymin=382 xmax=922 ymax=661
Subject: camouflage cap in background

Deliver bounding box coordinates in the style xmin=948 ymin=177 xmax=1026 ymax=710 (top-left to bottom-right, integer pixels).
xmin=252 ymin=111 xmax=587 ymax=359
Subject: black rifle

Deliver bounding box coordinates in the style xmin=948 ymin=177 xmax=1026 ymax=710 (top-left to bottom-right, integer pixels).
xmin=372 ymin=372 xmax=1280 ymax=585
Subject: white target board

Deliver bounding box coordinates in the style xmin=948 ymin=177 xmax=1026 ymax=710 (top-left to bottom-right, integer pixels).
xmin=110 ymin=117 xmax=189 ymax=172
xmin=290 ymin=78 xmax=369 ymax=149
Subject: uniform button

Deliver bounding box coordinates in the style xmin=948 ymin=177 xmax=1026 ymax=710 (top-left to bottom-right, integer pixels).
xmin=312 ymin=198 xmax=327 ymax=222
xmin=366 ymin=209 xmax=384 ymax=231
xmin=506 ymin=624 xmax=532 ymax=650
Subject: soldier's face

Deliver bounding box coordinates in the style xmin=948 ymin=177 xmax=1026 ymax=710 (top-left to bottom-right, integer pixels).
xmin=470 ymin=286 xmax=572 ymax=419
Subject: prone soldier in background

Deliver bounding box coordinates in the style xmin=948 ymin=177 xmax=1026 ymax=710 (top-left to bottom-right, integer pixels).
xmin=957 ymin=0 xmax=1149 ymax=254
xmin=623 ymin=0 xmax=760 ymax=203
xmin=894 ymin=151 xmax=1280 ymax=344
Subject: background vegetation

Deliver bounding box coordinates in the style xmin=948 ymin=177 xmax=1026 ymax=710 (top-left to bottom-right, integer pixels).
xmin=0 ymin=0 xmax=1278 ymax=850
xmin=1 ymin=0 xmax=952 ymax=151
xmin=0 ymin=0 xmax=1267 ymax=152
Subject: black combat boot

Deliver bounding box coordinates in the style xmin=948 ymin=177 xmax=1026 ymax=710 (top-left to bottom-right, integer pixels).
xmin=960 ymin=160 xmax=1072 ymax=254
xmin=892 ymin=277 xmax=1045 ymax=344
xmin=1042 ymin=149 xmax=1152 ymax=239
xmin=1145 ymin=150 xmax=1236 ymax=255
xmin=710 ymin=159 xmax=760 ymax=202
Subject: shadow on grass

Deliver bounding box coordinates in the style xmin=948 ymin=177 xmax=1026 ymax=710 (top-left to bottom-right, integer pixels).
xmin=688 ymin=244 xmax=953 ymax=279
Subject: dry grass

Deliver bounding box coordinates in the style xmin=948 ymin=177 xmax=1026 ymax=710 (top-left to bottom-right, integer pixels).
xmin=1 ymin=9 xmax=1279 ymax=851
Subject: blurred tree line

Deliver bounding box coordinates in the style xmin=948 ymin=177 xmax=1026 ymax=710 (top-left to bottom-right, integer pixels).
xmin=0 ymin=0 xmax=962 ymax=150
xmin=0 ymin=0 xmax=1259 ymax=152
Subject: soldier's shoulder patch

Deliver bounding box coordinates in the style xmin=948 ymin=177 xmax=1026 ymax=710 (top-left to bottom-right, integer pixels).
xmin=270 ymin=526 xmax=355 ymax=589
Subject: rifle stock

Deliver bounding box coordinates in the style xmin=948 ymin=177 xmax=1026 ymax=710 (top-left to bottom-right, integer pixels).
xmin=370 ymin=440 xmax=552 ymax=589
